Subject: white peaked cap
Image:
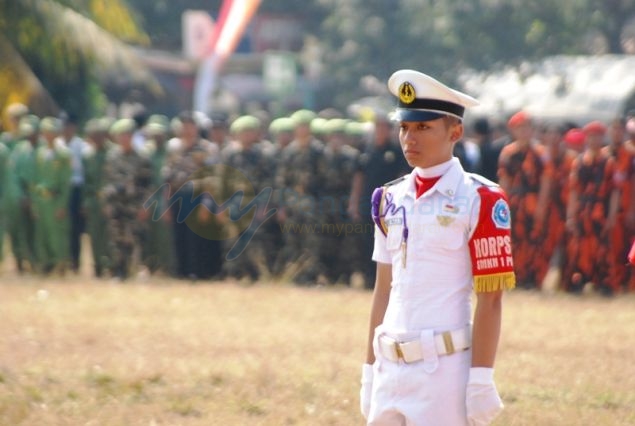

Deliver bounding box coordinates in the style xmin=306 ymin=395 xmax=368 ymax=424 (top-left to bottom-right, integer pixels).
xmin=388 ymin=69 xmax=479 ymax=121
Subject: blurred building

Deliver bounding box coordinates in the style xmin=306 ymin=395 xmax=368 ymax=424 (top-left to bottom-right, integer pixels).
xmin=462 ymin=55 xmax=635 ymax=123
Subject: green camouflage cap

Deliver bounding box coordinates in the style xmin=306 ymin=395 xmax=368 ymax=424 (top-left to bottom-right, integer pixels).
xmin=6 ymin=103 xmax=29 ymax=118
xmin=345 ymin=121 xmax=366 ymax=137
xmin=146 ymin=114 xmax=169 ymax=135
xmin=290 ymin=109 xmax=317 ymax=125
xmin=98 ymin=117 xmax=115 ymax=133
xmin=110 ymin=118 xmax=136 ymax=136
xmin=310 ymin=117 xmax=327 ymax=135
xmin=230 ymin=115 xmax=261 ymax=134
xmin=170 ymin=117 xmax=183 ymax=134
xmin=147 ymin=114 xmax=170 ymax=128
xmin=269 ymin=117 xmax=295 ymax=134
xmin=40 ymin=116 xmax=62 ymax=133
xmin=324 ymin=118 xmax=348 ymax=135
xmin=19 ymin=114 xmax=40 ymax=137
xmin=84 ymin=118 xmax=100 ymax=134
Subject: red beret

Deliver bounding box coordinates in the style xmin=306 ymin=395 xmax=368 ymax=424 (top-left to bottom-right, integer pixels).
xmin=583 ymin=121 xmax=607 ymax=135
xmin=564 ymin=128 xmax=585 ymax=147
xmin=508 ymin=111 xmax=531 ymax=128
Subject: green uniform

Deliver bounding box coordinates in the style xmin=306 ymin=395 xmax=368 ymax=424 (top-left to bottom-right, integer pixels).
xmin=144 ymin=140 xmax=174 ymax=274
xmin=33 ymin=142 xmax=72 ymax=271
xmin=4 ymin=140 xmax=39 ymax=271
xmin=274 ymin=138 xmax=327 ymax=284
xmin=0 ymin=142 xmax=9 ymax=262
xmin=82 ymin=142 xmax=113 ymax=276
xmin=221 ymin=141 xmax=276 ymax=281
xmin=320 ymin=142 xmax=360 ymax=284
xmin=0 ymin=132 xmax=22 ymax=153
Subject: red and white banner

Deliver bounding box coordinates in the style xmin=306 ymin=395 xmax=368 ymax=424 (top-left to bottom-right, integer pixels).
xmin=193 ymin=0 xmax=262 ymax=113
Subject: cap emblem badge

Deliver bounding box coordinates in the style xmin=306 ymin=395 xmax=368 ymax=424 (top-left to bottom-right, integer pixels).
xmin=398 ymin=82 xmax=416 ymax=104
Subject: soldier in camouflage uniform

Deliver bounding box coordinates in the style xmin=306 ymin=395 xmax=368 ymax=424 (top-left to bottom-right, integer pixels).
xmin=268 ymin=117 xmax=295 ymax=152
xmin=82 ymin=118 xmax=113 ymax=277
xmin=320 ymin=118 xmax=361 ymax=285
xmin=310 ymin=117 xmax=328 ymax=144
xmin=5 ymin=115 xmax=41 ymax=272
xmin=33 ymin=117 xmax=72 ymax=274
xmin=163 ymin=111 xmax=221 ymax=280
xmin=0 ymin=103 xmax=29 ymax=152
xmin=143 ymin=114 xmax=174 ymax=275
xmin=220 ymin=115 xmax=276 ymax=281
xmin=275 ymin=109 xmax=327 ymax=284
xmin=102 ymin=119 xmax=153 ymax=280
xmin=345 ymin=120 xmax=367 ymax=152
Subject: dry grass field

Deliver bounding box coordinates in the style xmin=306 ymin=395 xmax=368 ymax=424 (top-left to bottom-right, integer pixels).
xmin=2 ymin=269 xmax=635 ymax=426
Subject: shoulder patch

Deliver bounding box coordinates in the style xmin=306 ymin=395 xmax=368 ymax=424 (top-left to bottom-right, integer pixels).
xmin=468 ymin=173 xmax=498 ymax=187
xmin=491 ymin=198 xmax=511 ymax=229
xmin=384 ymin=175 xmax=407 ymax=187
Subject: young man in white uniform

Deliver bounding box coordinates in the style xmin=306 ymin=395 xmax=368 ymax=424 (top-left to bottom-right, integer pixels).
xmin=360 ymin=70 xmax=516 ymax=425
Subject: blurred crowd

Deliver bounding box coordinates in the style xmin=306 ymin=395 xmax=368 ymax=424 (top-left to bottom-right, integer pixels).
xmin=0 ymin=103 xmax=409 ymax=288
xmin=1 ymin=102 xmax=634 ymax=294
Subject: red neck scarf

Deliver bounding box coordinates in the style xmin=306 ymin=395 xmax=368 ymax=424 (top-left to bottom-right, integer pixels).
xmin=415 ymin=174 xmax=442 ymax=199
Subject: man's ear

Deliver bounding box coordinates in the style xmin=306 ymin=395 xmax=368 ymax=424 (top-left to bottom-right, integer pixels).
xmin=451 ymin=123 xmax=464 ymax=142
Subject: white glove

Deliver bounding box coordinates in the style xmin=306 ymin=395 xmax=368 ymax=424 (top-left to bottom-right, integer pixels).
xmin=359 ymin=363 xmax=373 ymax=419
xmin=466 ymin=367 xmax=503 ymax=426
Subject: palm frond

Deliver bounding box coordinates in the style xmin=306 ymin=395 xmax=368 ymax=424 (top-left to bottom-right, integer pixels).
xmin=23 ymin=0 xmax=161 ymax=94
xmin=0 ymin=34 xmax=59 ymax=115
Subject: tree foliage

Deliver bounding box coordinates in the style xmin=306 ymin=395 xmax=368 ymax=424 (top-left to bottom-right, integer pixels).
xmin=0 ymin=0 xmax=153 ymax=121
xmin=5 ymin=0 xmax=635 ymax=117
xmin=310 ymin=0 xmax=635 ymax=108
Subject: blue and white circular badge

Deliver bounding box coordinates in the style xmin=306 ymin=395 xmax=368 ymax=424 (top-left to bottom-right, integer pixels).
xmin=491 ymin=199 xmax=511 ymax=229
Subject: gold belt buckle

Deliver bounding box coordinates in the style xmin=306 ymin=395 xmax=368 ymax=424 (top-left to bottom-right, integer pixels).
xmin=442 ymin=331 xmax=455 ymax=355
xmin=394 ymin=341 xmax=405 ymax=361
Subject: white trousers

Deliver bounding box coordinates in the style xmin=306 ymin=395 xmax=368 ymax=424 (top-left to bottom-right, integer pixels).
xmin=368 ymin=326 xmax=471 ymax=426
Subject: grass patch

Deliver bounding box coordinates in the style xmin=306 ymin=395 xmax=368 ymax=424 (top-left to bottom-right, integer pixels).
xmin=0 ymin=278 xmax=634 ymax=425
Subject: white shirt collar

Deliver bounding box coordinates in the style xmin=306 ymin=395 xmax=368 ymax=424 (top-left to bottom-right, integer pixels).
xmin=414 ymin=157 xmax=455 ymax=178
xmin=405 ymin=157 xmax=464 ymax=199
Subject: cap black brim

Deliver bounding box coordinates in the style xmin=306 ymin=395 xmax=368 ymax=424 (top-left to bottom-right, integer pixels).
xmin=391 ymin=109 xmax=446 ymax=122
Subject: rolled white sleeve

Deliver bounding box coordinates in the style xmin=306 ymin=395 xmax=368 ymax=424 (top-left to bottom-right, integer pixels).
xmin=372 ymin=226 xmax=392 ymax=264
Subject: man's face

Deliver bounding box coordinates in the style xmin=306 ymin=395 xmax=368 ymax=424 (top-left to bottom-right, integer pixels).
xmin=398 ymin=118 xmax=461 ymax=168
xmin=609 ymin=122 xmax=625 ymax=145
xmin=42 ymin=130 xmax=58 ymax=143
xmin=238 ymin=128 xmax=259 ymax=146
xmin=295 ymin=123 xmax=311 ymax=140
xmin=586 ymin=132 xmax=605 ymax=150
xmin=210 ymin=126 xmax=227 ymax=143
xmin=543 ymin=128 xmax=562 ymax=148
xmin=374 ymin=121 xmax=392 ymax=145
xmin=511 ymin=123 xmax=533 ymax=143
xmin=181 ymin=121 xmax=199 ymax=141
xmin=117 ymin=132 xmax=133 ymax=152
xmin=63 ymin=124 xmax=76 ymax=140
xmin=271 ymin=131 xmax=290 ymax=149
xmin=9 ymin=115 xmax=21 ymax=132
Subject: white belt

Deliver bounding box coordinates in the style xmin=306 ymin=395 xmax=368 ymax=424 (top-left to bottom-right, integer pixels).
xmin=378 ymin=325 xmax=471 ymax=364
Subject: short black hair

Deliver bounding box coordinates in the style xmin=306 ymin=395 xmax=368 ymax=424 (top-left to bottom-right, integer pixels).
xmin=473 ymin=117 xmax=490 ymax=135
xmin=178 ymin=110 xmax=197 ymax=125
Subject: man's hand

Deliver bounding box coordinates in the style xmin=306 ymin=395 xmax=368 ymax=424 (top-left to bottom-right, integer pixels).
xmin=466 ymin=367 xmax=503 ymax=426
xmin=359 ymin=364 xmax=373 ymax=419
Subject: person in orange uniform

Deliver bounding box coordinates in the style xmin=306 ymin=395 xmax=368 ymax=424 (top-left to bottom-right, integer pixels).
xmin=542 ymin=124 xmax=577 ymax=285
xmin=602 ymin=118 xmax=635 ymax=291
xmin=565 ymin=121 xmax=620 ymax=294
xmin=497 ymin=112 xmax=552 ymax=288
xmin=360 ymin=70 xmax=515 ymax=426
